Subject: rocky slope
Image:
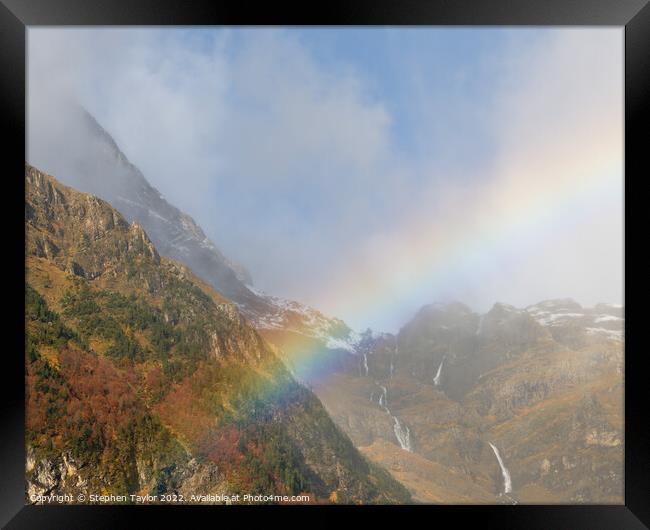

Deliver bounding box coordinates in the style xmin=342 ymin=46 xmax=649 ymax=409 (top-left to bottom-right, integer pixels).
xmin=28 ymin=107 xmax=623 ymax=504
xmin=311 ymin=300 xmax=623 ymax=504
xmin=28 ymin=103 xmax=357 ymax=352
xmin=25 ymin=165 xmax=411 ymax=504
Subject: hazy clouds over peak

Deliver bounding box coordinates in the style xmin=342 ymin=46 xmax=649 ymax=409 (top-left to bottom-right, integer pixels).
xmin=28 ymin=28 xmax=623 ymax=332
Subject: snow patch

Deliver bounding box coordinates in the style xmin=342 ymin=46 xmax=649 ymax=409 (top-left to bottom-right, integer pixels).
xmin=529 ymin=311 xmax=585 ymax=326
xmin=242 ymin=286 xmax=361 ymax=354
xmin=594 ymin=315 xmax=622 ymax=323
xmin=585 ymin=327 xmax=623 ymax=340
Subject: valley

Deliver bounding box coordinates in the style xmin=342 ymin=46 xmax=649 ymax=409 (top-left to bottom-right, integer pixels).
xmin=25 ymin=106 xmax=624 ymax=505
xmin=281 ymin=300 xmax=624 ymax=504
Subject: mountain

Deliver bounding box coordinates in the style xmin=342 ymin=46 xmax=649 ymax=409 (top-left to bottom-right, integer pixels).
xmin=25 ymin=164 xmax=411 ymax=504
xmin=28 ymin=106 xmax=623 ymax=504
xmin=28 ymin=103 xmax=358 ymax=355
xmin=311 ymin=300 xmax=623 ymax=504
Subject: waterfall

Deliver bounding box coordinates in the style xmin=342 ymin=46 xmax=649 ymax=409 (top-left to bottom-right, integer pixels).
xmin=476 ymin=314 xmax=485 ymax=336
xmin=433 ymin=357 xmax=445 ymax=386
xmin=389 ymin=337 xmax=398 ymax=379
xmin=378 ymin=385 xmax=388 ymax=411
xmin=363 ymin=353 xmax=369 ymax=376
xmin=488 ymin=442 xmax=512 ymax=494
xmin=374 ymin=383 xmax=413 ymax=452
xmin=392 ymin=416 xmax=413 ymax=452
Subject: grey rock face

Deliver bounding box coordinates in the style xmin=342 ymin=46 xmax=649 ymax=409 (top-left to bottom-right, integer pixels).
xmin=29 ymin=103 xmax=256 ymax=305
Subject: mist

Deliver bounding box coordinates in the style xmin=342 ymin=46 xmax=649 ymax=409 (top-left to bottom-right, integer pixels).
xmin=27 ymin=28 xmax=623 ymax=333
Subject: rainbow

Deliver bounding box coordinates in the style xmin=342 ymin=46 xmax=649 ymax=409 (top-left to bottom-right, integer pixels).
xmin=266 ymin=127 xmax=623 ymax=384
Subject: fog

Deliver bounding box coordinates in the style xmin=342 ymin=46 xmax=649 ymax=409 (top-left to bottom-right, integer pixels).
xmin=28 ymin=28 xmax=623 ymax=332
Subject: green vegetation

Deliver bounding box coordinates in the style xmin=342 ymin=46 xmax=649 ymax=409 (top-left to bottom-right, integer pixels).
xmin=26 ymin=282 xmax=190 ymax=498
xmin=234 ymin=423 xmax=308 ymax=497
xmin=61 ymin=285 xmax=145 ymax=362
xmin=57 ymin=281 xmax=215 ymax=379
xmin=25 ymin=167 xmax=413 ymax=503
xmin=156 ymin=357 xmax=411 ymax=503
xmin=27 ymin=271 xmax=411 ymax=503
xmin=26 ymin=283 xmax=78 ymax=357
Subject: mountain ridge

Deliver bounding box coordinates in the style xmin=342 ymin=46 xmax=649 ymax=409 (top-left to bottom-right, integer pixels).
xmin=27 ymin=105 xmax=623 ymax=504
xmin=312 ymin=298 xmax=623 ymax=503
xmin=25 ymin=164 xmax=412 ymax=504
xmin=29 ymin=102 xmax=361 ymax=356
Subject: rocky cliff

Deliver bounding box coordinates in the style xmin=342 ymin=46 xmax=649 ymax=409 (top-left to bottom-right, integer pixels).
xmin=27 ymin=107 xmax=624 ymax=505
xmin=25 ymin=165 xmax=411 ymax=504
xmin=311 ymin=300 xmax=623 ymax=504
xmin=28 ymin=103 xmax=357 ymax=351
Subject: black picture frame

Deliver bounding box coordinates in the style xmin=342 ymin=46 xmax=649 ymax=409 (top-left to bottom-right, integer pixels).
xmin=1 ymin=1 xmax=647 ymax=528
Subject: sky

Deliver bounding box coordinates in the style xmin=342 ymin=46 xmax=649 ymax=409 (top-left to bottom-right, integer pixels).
xmin=27 ymin=27 xmax=624 ymax=333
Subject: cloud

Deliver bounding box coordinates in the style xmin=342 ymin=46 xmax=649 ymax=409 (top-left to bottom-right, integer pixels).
xmin=316 ymin=28 xmax=623 ymax=330
xmin=27 ymin=28 xmax=623 ymax=332
xmin=28 ymin=28 xmax=399 ymax=297
xmin=29 ymin=28 xmax=231 ymax=209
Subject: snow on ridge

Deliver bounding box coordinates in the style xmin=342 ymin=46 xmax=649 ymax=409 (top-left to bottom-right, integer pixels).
xmin=245 ymin=287 xmax=627 ymax=353
xmin=325 ymin=331 xmax=362 ymax=354
xmin=585 ymin=327 xmax=623 ymax=341
xmin=526 ymin=299 xmax=624 ymax=336
xmin=200 ymin=236 xmax=217 ymax=250
xmin=147 ymin=208 xmax=172 ymax=224
xmin=532 ymin=312 xmax=586 ymax=326
xmin=115 ymin=196 xmax=173 ymax=226
xmin=115 ymin=195 xmax=143 ymax=210
xmin=242 ymin=285 xmax=361 ymax=354
xmin=594 ymin=315 xmax=622 ymax=323
xmin=245 ymin=284 xmax=270 ymax=298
